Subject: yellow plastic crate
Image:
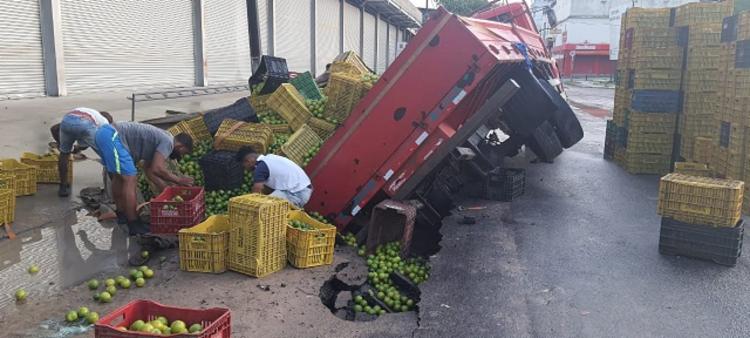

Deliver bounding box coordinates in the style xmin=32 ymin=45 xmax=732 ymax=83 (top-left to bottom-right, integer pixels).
xmin=658 ymin=173 xmax=744 ymax=227
xmin=267 ymin=84 xmax=312 ymax=131
xmin=626 ymin=133 xmax=674 ymax=155
xmin=0 ymin=174 xmax=15 ymax=223
xmin=249 ymin=94 xmax=272 ymax=115
xmin=330 ymin=61 xmax=365 ymax=76
xmin=20 ymin=152 xmax=72 ymax=184
xmin=693 ymin=137 xmax=714 ymax=164
xmin=178 ymin=215 xmax=231 ymax=273
xmin=227 ymin=194 xmax=289 ymax=277
xmin=0 ymin=189 xmax=12 ymax=225
xmin=0 ymin=159 xmax=36 ymax=196
xmin=286 ymin=211 xmax=336 ymax=268
xmin=673 ymin=162 xmax=713 ymax=177
xmin=333 ymin=51 xmax=372 ymax=75
xmin=264 ymin=123 xmax=291 ymax=135
xmin=308 ymin=116 xmax=336 ymax=140
xmin=622 ymin=151 xmax=671 ymax=175
xmin=167 ymin=116 xmax=212 ymax=143
xmin=213 ymin=119 xmax=274 ymax=153
xmin=280 ymin=124 xmax=322 ymax=167
xmin=324 ymin=73 xmax=366 ymax=122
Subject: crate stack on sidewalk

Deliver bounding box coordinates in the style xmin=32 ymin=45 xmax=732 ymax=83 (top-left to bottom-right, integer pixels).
xmin=609 ymin=8 xmax=681 ymax=175
xmin=676 ymin=3 xmax=730 ymax=163
xmin=657 ymin=173 xmax=745 ymax=266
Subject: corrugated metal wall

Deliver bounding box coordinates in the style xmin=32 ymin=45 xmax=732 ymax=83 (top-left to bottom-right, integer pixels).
xmin=204 ymin=0 xmax=252 ymax=85
xmin=316 ymin=0 xmax=341 ymax=75
xmin=388 ymin=23 xmax=397 ymax=66
xmin=377 ymin=16 xmax=388 ymax=73
xmin=343 ymin=2 xmax=361 ymax=55
xmin=60 ymin=0 xmax=195 ymax=92
xmin=362 ymin=12 xmax=376 ymax=69
xmin=274 ymin=0 xmax=311 ymax=72
xmin=0 ymin=0 xmax=45 ymax=98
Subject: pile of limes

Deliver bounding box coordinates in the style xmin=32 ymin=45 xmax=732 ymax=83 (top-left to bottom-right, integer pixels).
xmin=308 ymin=211 xmax=330 ymax=225
xmin=302 ymin=141 xmax=323 ymax=167
xmin=340 ymin=232 xmax=357 ymax=247
xmin=269 ymin=133 xmax=289 ymax=154
xmin=205 ymin=172 xmax=253 ymax=216
xmin=120 ymin=317 xmax=203 ymax=335
xmin=138 ymin=172 xmax=154 ymax=201
xmin=251 ymin=82 xmax=265 ymax=95
xmin=177 ymin=140 xmax=212 ymax=187
xmin=305 ymin=96 xmax=328 ymax=119
xmin=289 ymin=219 xmax=315 ymax=231
xmin=351 ymin=242 xmax=429 ymax=316
xmin=258 ymin=111 xmax=286 ymax=125
xmin=353 ymin=295 xmax=385 ymax=316
xmin=362 ymin=73 xmax=379 ymax=86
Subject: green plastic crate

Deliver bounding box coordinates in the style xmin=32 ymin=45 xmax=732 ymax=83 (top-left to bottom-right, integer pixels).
xmin=290 ymin=72 xmax=323 ymax=100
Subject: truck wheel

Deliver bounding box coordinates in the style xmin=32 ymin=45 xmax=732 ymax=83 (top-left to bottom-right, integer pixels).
xmin=502 ymin=67 xmax=557 ymax=136
xmin=539 ymin=80 xmax=584 ymax=148
xmin=526 ymin=121 xmax=563 ymax=162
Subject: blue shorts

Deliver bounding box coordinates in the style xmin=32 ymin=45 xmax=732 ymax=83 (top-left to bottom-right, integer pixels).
xmin=95 ymin=125 xmax=137 ymax=176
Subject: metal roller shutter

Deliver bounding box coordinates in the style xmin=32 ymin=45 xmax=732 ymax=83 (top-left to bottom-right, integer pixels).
xmin=204 ymin=0 xmax=252 ymax=85
xmin=388 ymin=23 xmax=397 ymax=66
xmin=316 ymin=0 xmax=341 ymax=75
xmin=275 ymin=0 xmax=311 ymax=72
xmin=257 ymin=0 xmax=269 ymax=56
xmin=60 ymin=0 xmax=195 ymax=93
xmin=377 ymin=17 xmax=387 ymax=74
xmin=0 ymin=0 xmax=45 ymax=98
xmin=343 ymin=3 xmax=360 ymax=55
xmin=362 ymin=12 xmax=376 ymax=69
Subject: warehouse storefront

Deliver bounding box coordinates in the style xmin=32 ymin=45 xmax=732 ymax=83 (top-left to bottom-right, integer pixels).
xmin=0 ymin=0 xmax=419 ymax=100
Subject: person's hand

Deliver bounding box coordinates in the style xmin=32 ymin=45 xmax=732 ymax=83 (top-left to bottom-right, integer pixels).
xmin=176 ymin=176 xmax=194 ymax=186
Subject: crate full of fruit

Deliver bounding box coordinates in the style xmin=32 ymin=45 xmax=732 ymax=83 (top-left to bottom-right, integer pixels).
xmin=94 ymin=299 xmax=230 ymax=338
xmin=150 ymin=186 xmax=205 ymax=234
xmin=286 ymin=210 xmax=336 ymax=268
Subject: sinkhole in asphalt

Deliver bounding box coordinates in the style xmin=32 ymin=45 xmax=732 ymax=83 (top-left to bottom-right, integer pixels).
xmin=319 ymin=233 xmax=440 ymax=322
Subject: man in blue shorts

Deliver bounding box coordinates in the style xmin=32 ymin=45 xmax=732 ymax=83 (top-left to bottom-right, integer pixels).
xmin=95 ymin=122 xmax=194 ymax=235
xmin=49 ymin=108 xmax=113 ymax=197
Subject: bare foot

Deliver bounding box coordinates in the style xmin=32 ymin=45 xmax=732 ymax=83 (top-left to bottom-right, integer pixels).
xmin=98 ymin=211 xmax=117 ymax=221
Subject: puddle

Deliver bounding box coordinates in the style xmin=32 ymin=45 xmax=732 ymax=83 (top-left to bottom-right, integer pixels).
xmin=0 ymin=209 xmax=129 ymax=310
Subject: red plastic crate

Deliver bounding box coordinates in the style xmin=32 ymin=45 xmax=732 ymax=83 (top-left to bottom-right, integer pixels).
xmin=150 ymin=187 xmax=206 ymax=234
xmin=95 ymin=300 xmax=230 ymax=338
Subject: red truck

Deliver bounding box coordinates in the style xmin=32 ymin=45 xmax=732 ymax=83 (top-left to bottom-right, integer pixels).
xmin=306 ymin=5 xmax=582 ymax=253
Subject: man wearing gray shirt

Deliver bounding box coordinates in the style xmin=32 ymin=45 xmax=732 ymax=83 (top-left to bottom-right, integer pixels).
xmin=95 ymin=122 xmax=194 ymax=235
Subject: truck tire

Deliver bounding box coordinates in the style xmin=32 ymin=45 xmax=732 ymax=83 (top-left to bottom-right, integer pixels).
xmin=526 ymin=121 xmax=563 ymax=162
xmin=502 ymin=67 xmax=557 ymax=137
xmin=539 ymin=80 xmax=584 ymax=148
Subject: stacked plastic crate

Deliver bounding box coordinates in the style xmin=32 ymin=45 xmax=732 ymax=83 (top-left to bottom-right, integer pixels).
xmin=657 ymin=173 xmax=745 ymax=266
xmin=676 ymin=3 xmax=729 ymax=162
xmin=613 ymin=8 xmax=681 ymax=174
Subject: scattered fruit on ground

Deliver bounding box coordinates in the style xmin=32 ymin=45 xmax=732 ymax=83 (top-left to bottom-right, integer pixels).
xmin=144 ymin=269 xmax=154 ymax=279
xmin=28 ymin=264 xmax=40 ymax=275
xmin=78 ymin=306 xmax=90 ymax=318
xmin=135 ymin=277 xmax=146 ymax=287
xmin=340 ymin=232 xmax=357 ymax=247
xmin=87 ymin=279 xmax=99 ymax=290
xmin=138 ymin=265 xmax=149 ymax=272
xmin=15 ymin=289 xmax=27 ymax=302
xmin=85 ymin=312 xmax=99 ymax=325
xmin=99 ymin=291 xmax=112 ymax=303
xmin=66 ymin=310 xmax=78 ymax=322
xmin=141 ymin=251 xmax=149 ymax=259
xmin=119 ymin=279 xmax=131 ymax=289
xmin=106 ymin=285 xmax=117 ymax=296
xmin=93 ymin=293 xmax=101 ymax=301
xmin=104 ymin=279 xmax=115 ymax=287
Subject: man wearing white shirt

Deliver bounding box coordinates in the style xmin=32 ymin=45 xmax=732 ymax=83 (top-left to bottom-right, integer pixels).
xmin=236 ymin=146 xmax=313 ymax=208
xmin=50 ymin=108 xmax=113 ymax=197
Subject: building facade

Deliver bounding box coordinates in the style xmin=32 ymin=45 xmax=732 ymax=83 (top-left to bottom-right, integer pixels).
xmin=0 ymin=0 xmax=420 ymax=100
xmin=535 ymin=0 xmax=616 ymax=77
